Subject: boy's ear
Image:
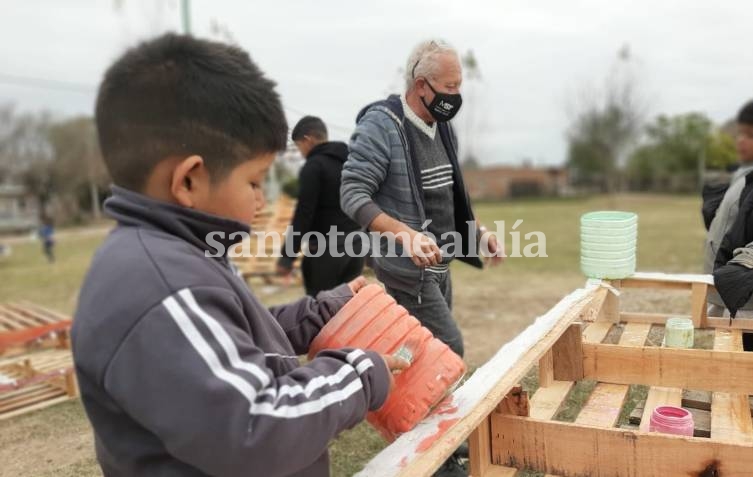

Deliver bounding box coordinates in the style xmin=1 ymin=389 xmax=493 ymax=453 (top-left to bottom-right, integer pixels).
xmin=170 ymin=155 xmax=208 ymax=208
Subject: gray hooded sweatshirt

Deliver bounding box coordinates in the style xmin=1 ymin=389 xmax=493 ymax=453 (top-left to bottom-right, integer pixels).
xmin=72 ymin=186 xmax=389 ymax=477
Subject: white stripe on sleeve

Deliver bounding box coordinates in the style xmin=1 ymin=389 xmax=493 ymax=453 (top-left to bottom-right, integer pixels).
xmin=179 ymin=289 xmax=271 ymax=388
xmin=163 ymin=296 xmax=260 ymax=407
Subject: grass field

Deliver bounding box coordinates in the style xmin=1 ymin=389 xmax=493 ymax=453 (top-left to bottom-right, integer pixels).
xmin=0 ymin=194 xmax=707 ymax=477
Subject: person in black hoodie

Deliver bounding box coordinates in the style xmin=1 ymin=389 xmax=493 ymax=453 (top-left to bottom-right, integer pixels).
xmin=278 ymin=116 xmax=365 ymax=295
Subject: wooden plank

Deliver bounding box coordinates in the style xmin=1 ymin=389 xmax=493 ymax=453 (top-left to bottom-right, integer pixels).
xmin=688 ymin=407 xmax=712 ymax=438
xmin=683 ymin=390 xmax=712 ymax=411
xmin=618 ymin=323 xmax=651 ymax=346
xmin=599 ymin=280 xmax=620 ymax=323
xmin=574 ymin=323 xmax=651 ymax=427
xmin=358 ymin=286 xmax=601 ymax=477
xmin=625 ymin=272 xmax=714 ymax=286
xmin=15 ymin=301 xmax=68 ymax=323
xmin=0 ymin=305 xmax=41 ymax=328
xmin=538 ymin=349 xmax=554 ymax=388
xmin=0 ymin=388 xmax=65 ymax=412
xmin=711 ymin=329 xmax=753 ymax=443
xmin=620 ymin=278 xmax=692 ymax=291
xmin=639 ymin=387 xmax=683 ymax=432
xmin=6 ymin=303 xmax=56 ymax=324
xmin=620 ymin=312 xmax=687 ymax=325
xmin=477 ymin=466 xmax=517 ymax=477
xmin=582 ymin=287 xmax=609 ymax=322
xmin=690 ymin=282 xmax=709 ymax=328
xmin=582 ymin=322 xmax=612 ymax=344
xmin=574 ymin=383 xmax=628 ymax=427
xmin=491 ymin=414 xmax=753 ymax=477
xmin=529 ymin=381 xmax=574 ymax=421
xmin=0 ymin=395 xmax=72 ymax=421
xmin=706 ymin=316 xmax=753 ymax=330
xmin=582 ymin=343 xmax=753 ymax=394
xmin=0 ymin=311 xmax=23 ymax=330
xmin=468 ymin=416 xmax=491 ymax=477
xmin=552 ymin=323 xmax=583 ymax=381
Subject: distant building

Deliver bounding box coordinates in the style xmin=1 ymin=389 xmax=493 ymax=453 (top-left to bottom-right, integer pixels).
xmin=0 ymin=184 xmax=39 ymax=234
xmin=462 ymin=165 xmax=569 ymax=200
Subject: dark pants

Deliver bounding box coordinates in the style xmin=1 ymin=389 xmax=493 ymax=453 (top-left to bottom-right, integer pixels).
xmin=43 ymin=240 xmax=55 ymax=263
xmin=386 ymin=269 xmax=464 ymax=357
xmin=302 ymin=252 xmax=365 ymax=297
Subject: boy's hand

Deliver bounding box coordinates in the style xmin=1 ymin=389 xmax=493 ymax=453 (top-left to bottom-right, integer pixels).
xmin=380 ymin=354 xmax=411 ymax=391
xmin=347 ymin=276 xmax=368 ymax=294
xmin=276 ymin=264 xmax=293 ymax=276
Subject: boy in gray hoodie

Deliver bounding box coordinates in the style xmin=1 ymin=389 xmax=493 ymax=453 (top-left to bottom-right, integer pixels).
xmin=72 ymin=34 xmax=402 ymax=477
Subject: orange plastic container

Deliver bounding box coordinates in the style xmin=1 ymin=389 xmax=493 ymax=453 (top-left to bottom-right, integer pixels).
xmin=308 ymin=284 xmax=466 ymax=441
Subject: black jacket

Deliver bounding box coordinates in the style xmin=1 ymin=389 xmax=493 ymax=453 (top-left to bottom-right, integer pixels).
xmin=713 ymin=171 xmax=753 ymax=316
xmin=280 ymin=142 xmax=361 ymax=266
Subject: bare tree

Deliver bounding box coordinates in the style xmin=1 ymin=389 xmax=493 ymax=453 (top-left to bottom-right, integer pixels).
xmin=566 ymin=45 xmax=646 ymax=192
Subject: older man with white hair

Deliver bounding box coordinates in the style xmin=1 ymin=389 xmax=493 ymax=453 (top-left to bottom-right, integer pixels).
xmin=341 ymin=40 xmax=501 ymax=475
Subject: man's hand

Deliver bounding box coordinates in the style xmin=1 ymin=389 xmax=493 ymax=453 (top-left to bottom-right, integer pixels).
xmin=486 ymin=232 xmax=505 ymax=267
xmin=368 ymin=213 xmax=442 ymax=268
xmin=405 ymin=230 xmax=443 ymax=268
xmin=380 ymin=354 xmax=411 ymax=391
xmin=479 ymin=224 xmax=505 ymax=267
xmin=347 ymin=276 xmax=368 ymax=294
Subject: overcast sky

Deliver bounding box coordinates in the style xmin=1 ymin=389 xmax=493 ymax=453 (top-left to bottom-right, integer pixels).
xmin=1 ymin=0 xmax=751 ymax=166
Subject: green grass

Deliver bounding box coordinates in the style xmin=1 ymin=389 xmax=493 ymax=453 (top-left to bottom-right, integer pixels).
xmin=0 ymin=194 xmax=707 ymax=476
xmin=0 ymin=235 xmax=106 ymax=314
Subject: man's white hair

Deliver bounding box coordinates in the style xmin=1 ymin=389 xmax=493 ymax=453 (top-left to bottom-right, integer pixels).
xmin=404 ymin=39 xmax=458 ymax=91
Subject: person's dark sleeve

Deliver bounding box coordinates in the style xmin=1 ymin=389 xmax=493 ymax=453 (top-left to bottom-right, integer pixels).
xmin=103 ymin=286 xmax=389 ymax=477
xmin=702 ymin=182 xmax=729 ymax=230
xmin=268 ymin=283 xmax=353 ymax=354
xmin=279 ymin=160 xmax=322 ymax=269
xmin=714 ymin=262 xmax=753 ymax=318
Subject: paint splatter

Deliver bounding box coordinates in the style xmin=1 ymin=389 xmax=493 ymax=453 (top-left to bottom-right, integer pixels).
xmin=416 ymin=418 xmax=460 ymax=452
xmin=432 ymin=396 xmax=458 ymax=416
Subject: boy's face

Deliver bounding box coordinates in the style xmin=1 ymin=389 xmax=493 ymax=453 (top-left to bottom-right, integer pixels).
xmin=189 ymin=153 xmax=275 ymax=225
xmin=738 ymin=123 xmax=753 ymax=163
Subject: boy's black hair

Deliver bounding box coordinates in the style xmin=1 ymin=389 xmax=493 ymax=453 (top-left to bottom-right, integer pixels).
xmin=95 ymin=33 xmax=288 ymax=191
xmin=738 ymin=100 xmax=753 ymax=126
xmin=291 ymin=116 xmax=328 ymax=141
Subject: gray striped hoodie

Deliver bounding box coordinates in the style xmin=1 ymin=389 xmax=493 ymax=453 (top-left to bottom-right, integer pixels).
xmin=72 ymin=186 xmax=389 ymax=477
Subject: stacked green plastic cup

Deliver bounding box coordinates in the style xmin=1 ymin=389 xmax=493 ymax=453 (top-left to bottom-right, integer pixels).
xmin=580 ymin=211 xmax=637 ymax=279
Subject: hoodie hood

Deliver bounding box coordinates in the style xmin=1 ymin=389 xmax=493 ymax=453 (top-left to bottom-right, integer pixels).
xmin=308 ymin=141 xmax=349 ymax=163
xmin=355 ymin=94 xmax=404 ymax=124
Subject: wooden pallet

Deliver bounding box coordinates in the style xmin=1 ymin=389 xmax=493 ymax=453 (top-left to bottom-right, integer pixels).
xmin=359 ymin=273 xmax=753 ymax=477
xmin=0 ymin=348 xmax=77 ymax=420
xmin=0 ymin=301 xmax=72 ymax=357
xmin=232 ymin=195 xmax=302 ymax=286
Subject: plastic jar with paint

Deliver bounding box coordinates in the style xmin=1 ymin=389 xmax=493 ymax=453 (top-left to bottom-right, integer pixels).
xmin=649 ymin=405 xmax=694 ymax=437
xmin=664 ymin=317 xmax=694 ymax=348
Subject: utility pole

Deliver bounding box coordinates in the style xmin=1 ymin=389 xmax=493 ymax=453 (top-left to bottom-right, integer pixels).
xmin=181 ymin=0 xmax=191 ymax=34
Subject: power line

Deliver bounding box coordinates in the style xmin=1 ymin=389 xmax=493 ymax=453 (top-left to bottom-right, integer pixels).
xmin=0 ymin=71 xmax=354 ymax=134
xmin=0 ymin=73 xmax=95 ymax=94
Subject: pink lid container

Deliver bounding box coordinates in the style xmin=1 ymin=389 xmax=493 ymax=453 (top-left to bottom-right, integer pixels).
xmin=649 ymin=406 xmax=694 ymax=437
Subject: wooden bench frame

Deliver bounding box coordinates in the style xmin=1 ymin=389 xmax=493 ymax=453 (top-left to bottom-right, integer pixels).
xmin=359 ymin=273 xmax=753 ymax=477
